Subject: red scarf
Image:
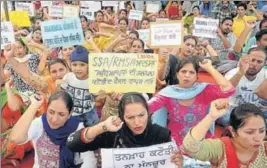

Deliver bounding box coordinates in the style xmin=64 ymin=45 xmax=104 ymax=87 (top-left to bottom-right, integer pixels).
xmin=221 ymin=137 xmax=239 ymax=168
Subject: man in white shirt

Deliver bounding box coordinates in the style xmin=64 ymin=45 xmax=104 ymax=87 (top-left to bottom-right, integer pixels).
xmin=217 ymin=46 xmax=267 ymax=126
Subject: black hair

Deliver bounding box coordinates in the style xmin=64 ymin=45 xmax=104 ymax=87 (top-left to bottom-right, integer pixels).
xmin=247 ymin=46 xmax=267 ymax=62
xmin=158 ymin=9 xmax=166 ymax=15
xmin=255 ymin=29 xmax=267 ymax=41
xmin=80 ymin=15 xmax=88 ymax=22
xmin=118 ymin=92 xmax=149 ymax=122
xmin=48 ymin=91 xmax=73 ymax=113
xmin=32 ymin=27 xmax=43 ymax=43
xmin=184 ymin=35 xmax=197 ymax=44
xmin=129 ymin=30 xmax=139 ymax=39
xmin=259 ymin=18 xmax=267 ymax=30
xmin=237 ymin=2 xmax=247 ymax=10
xmin=176 ymin=56 xmax=200 ymax=73
xmin=95 ymin=10 xmax=104 ymax=17
xmin=131 ymin=39 xmax=145 ymax=49
xmin=48 ymin=58 xmax=69 ymax=72
xmin=15 ymin=37 xmax=29 ymax=54
xmin=192 ymin=5 xmax=200 ymax=11
xmin=221 ymin=17 xmax=233 ymax=24
xmin=119 ymin=17 xmax=129 ymax=25
xmin=223 ymin=103 xmax=266 ymax=138
xmin=119 ymin=9 xmax=128 ymax=15
xmin=141 ymin=18 xmax=150 ymax=25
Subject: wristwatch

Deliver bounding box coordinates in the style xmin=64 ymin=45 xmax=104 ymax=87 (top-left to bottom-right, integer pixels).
xmin=102 ymin=123 xmax=108 ymax=131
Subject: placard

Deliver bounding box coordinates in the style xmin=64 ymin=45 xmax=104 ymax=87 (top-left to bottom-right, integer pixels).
xmin=1 ymin=22 xmax=15 ymax=49
xmin=49 ymin=5 xmax=63 ymax=18
xmin=101 ymin=141 xmax=177 ymax=168
xmin=128 ymin=10 xmax=144 ymax=21
xmin=156 ymin=18 xmax=169 ymax=22
xmin=2 ymin=11 xmax=32 ymax=27
xmin=150 ymin=21 xmax=184 ymax=48
xmin=80 ymin=8 xmax=95 ymax=21
xmin=192 ymin=18 xmax=219 ymax=39
xmin=80 ymin=1 xmax=101 ymax=11
xmin=89 ymin=53 xmax=158 ymax=93
xmin=15 ymin=2 xmax=34 ymax=16
xmin=41 ymin=18 xmax=84 ymax=48
xmin=63 ymin=5 xmax=79 ymax=18
xmin=137 ymin=29 xmax=150 ymax=44
xmin=102 ymin=1 xmax=118 ymax=7
xmin=146 ymin=3 xmax=160 ymax=13
xmin=41 ymin=1 xmax=52 ymax=7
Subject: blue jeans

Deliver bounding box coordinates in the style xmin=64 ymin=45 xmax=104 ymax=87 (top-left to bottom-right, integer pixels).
xmin=74 ymin=108 xmax=99 ymax=127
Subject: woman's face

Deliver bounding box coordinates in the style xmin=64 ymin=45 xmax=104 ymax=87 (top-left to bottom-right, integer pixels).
xmin=85 ymin=31 xmax=94 ymax=41
xmin=106 ymin=7 xmax=112 ymax=14
xmin=177 ymin=63 xmax=197 ymax=88
xmin=232 ymin=116 xmax=266 ymax=152
xmin=126 ymin=4 xmax=131 ymax=12
xmin=62 ymin=46 xmax=74 ymax=57
xmin=130 ymin=40 xmax=143 ymax=53
xmin=49 ymin=62 xmax=68 ymax=81
xmin=141 ymin=20 xmax=149 ymax=29
xmin=181 ymin=38 xmax=196 ymax=57
xmin=193 ymin=7 xmax=200 ymax=16
xmin=33 ymin=30 xmax=42 ymax=43
xmin=81 ymin=17 xmax=88 ymax=29
xmin=96 ymin=12 xmax=104 ymax=22
xmin=194 ymin=44 xmax=206 ymax=56
xmin=119 ymin=20 xmax=127 ymax=32
xmin=14 ymin=41 xmax=27 ymax=58
xmin=124 ymin=102 xmax=148 ymax=135
xmin=127 ymin=33 xmax=138 ymax=45
xmin=159 ymin=11 xmax=166 ymax=18
xmin=47 ymin=98 xmax=71 ymax=129
xmin=35 ymin=19 xmax=42 ymax=28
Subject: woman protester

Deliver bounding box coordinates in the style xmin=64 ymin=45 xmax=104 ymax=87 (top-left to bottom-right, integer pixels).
xmin=67 ymin=93 xmax=183 ymax=167
xmin=182 ymin=99 xmax=267 ymax=168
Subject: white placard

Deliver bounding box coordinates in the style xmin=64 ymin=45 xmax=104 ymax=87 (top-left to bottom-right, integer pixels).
xmin=80 ymin=1 xmax=101 ymax=11
xmin=193 ymin=18 xmax=219 ymax=39
xmin=1 ymin=1 xmax=13 ymax=11
xmin=137 ymin=29 xmax=150 ymax=44
xmin=128 ymin=10 xmax=144 ymax=21
xmin=102 ymin=1 xmax=118 ymax=7
xmin=119 ymin=1 xmax=126 ymax=9
xmin=146 ymin=3 xmax=160 ymax=13
xmin=41 ymin=1 xmax=52 ymax=7
xmin=15 ymin=2 xmax=34 ymax=16
xmin=80 ymin=8 xmax=95 ymax=21
xmin=156 ymin=18 xmax=169 ymax=22
xmin=101 ymin=141 xmax=178 ymax=168
xmin=1 ymin=22 xmax=15 ymax=49
xmin=49 ymin=5 xmax=63 ymax=18
xmin=63 ymin=5 xmax=79 ymax=18
xmin=150 ymin=21 xmax=183 ymax=48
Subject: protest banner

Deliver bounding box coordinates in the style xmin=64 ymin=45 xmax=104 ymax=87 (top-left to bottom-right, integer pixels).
xmin=101 ymin=141 xmax=178 ymax=168
xmin=146 ymin=3 xmax=160 ymax=13
xmin=150 ymin=21 xmax=184 ymax=48
xmin=119 ymin=1 xmax=125 ymax=9
xmin=1 ymin=22 xmax=15 ymax=49
xmin=102 ymin=1 xmax=118 ymax=7
xmin=156 ymin=18 xmax=169 ymax=22
xmin=80 ymin=1 xmax=101 ymax=11
xmin=192 ymin=18 xmax=219 ymax=39
xmin=63 ymin=5 xmax=79 ymax=18
xmin=15 ymin=2 xmax=34 ymax=16
xmin=128 ymin=10 xmax=144 ymax=21
xmin=89 ymin=53 xmax=158 ymax=93
xmin=80 ymin=8 xmax=95 ymax=21
xmin=137 ymin=29 xmax=150 ymax=44
xmin=2 ymin=11 xmax=31 ymax=27
xmin=49 ymin=5 xmax=63 ymax=18
xmin=41 ymin=1 xmax=52 ymax=7
xmin=41 ymin=17 xmax=84 ymax=48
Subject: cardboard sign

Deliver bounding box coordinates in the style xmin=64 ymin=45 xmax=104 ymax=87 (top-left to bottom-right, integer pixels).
xmin=2 ymin=11 xmax=32 ymax=27
xmin=63 ymin=5 xmax=79 ymax=18
xmin=150 ymin=21 xmax=184 ymax=48
xmin=89 ymin=53 xmax=158 ymax=93
xmin=102 ymin=1 xmax=118 ymax=7
xmin=193 ymin=18 xmax=219 ymax=39
xmin=15 ymin=2 xmax=34 ymax=16
xmin=1 ymin=22 xmax=15 ymax=49
xmin=101 ymin=141 xmax=178 ymax=168
xmin=80 ymin=8 xmax=95 ymax=21
xmin=80 ymin=1 xmax=101 ymax=11
xmin=128 ymin=10 xmax=144 ymax=21
xmin=146 ymin=3 xmax=160 ymax=13
xmin=41 ymin=17 xmax=84 ymax=48
xmin=137 ymin=29 xmax=150 ymax=44
xmin=49 ymin=5 xmax=63 ymax=18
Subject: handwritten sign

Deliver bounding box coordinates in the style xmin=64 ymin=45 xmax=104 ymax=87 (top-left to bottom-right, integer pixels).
xmin=63 ymin=5 xmax=79 ymax=18
xmin=156 ymin=18 xmax=169 ymax=22
xmin=41 ymin=1 xmax=52 ymax=7
xmin=80 ymin=1 xmax=101 ymax=11
xmin=80 ymin=8 xmax=95 ymax=21
xmin=101 ymin=141 xmax=177 ymax=168
xmin=89 ymin=53 xmax=158 ymax=93
xmin=137 ymin=29 xmax=150 ymax=44
xmin=2 ymin=11 xmax=31 ymax=27
xmin=193 ymin=18 xmax=219 ymax=39
xmin=49 ymin=5 xmax=63 ymax=18
xmin=15 ymin=2 xmax=34 ymax=16
xmin=129 ymin=10 xmax=144 ymax=21
xmin=102 ymin=1 xmax=118 ymax=7
xmin=1 ymin=22 xmax=15 ymax=49
xmin=146 ymin=3 xmax=160 ymax=13
xmin=150 ymin=21 xmax=183 ymax=48
xmin=41 ymin=18 xmax=84 ymax=48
